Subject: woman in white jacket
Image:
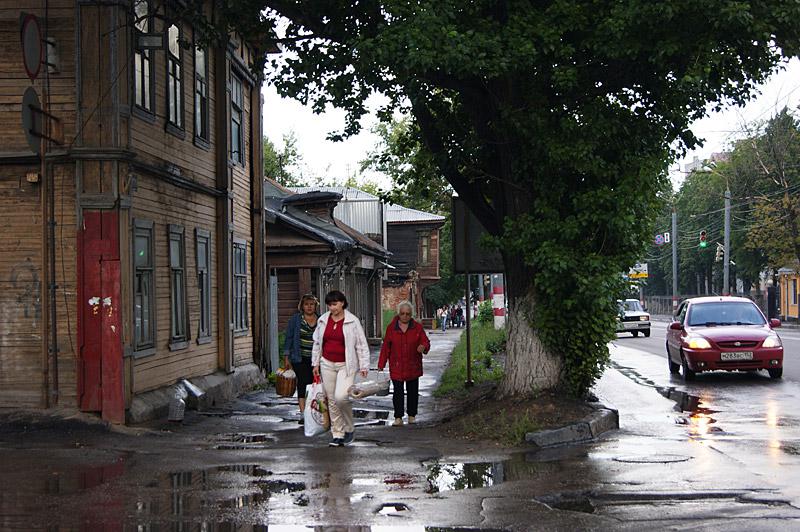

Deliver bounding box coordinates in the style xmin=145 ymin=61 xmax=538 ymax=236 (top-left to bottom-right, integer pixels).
xmin=312 ymin=290 xmax=370 ymax=446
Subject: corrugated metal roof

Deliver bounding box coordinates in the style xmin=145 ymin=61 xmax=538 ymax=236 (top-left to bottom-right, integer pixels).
xmin=291 ymin=186 xmax=379 ymax=202
xmin=386 ymin=204 xmax=446 ymax=224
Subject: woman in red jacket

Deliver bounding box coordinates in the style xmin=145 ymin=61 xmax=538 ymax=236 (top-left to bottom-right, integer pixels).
xmin=378 ymin=300 xmax=431 ymax=426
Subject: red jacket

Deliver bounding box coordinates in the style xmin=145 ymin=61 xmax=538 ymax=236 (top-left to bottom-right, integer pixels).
xmin=377 ymin=317 xmax=431 ymax=381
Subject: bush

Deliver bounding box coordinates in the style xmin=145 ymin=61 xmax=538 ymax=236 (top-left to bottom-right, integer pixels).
xmin=435 ymin=323 xmax=506 ymax=397
xmin=477 ymin=300 xmax=494 ymax=323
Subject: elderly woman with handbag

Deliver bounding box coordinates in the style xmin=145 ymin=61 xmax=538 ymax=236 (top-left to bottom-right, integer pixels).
xmin=378 ymin=300 xmax=431 ymax=426
xmin=312 ymin=290 xmax=370 ymax=447
xmin=283 ymin=294 xmax=319 ymax=423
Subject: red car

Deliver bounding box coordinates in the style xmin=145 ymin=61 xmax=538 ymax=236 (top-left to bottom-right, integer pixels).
xmin=666 ymin=296 xmax=783 ymax=380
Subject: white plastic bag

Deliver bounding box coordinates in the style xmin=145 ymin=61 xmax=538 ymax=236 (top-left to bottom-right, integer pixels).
xmin=348 ymin=372 xmax=390 ymax=399
xmin=304 ymin=376 xmax=330 ymax=437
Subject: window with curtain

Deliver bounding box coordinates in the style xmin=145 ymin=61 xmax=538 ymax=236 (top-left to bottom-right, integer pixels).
xmin=133 ymin=219 xmax=155 ymax=354
xmin=194 ymin=45 xmax=209 ymax=142
xmin=230 ymin=74 xmax=243 ymax=164
xmin=169 ymin=225 xmax=188 ymax=348
xmin=133 ymin=0 xmax=153 ymax=113
xmin=167 ymin=23 xmax=183 ymax=129
xmin=233 ymin=240 xmax=248 ymax=332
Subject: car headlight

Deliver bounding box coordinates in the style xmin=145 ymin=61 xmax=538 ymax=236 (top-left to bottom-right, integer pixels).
xmin=763 ymin=335 xmax=782 ymax=348
xmin=687 ymin=336 xmax=712 ymax=349
xmin=640 ymin=315 xmax=649 ymax=321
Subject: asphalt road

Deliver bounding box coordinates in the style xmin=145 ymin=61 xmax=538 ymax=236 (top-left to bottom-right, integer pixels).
xmin=610 ymin=322 xmax=800 ymax=509
xmin=614 ymin=319 xmax=800 ymax=382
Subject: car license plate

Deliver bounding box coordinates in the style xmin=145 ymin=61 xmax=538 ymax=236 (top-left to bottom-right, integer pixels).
xmin=721 ymin=351 xmax=753 ymax=361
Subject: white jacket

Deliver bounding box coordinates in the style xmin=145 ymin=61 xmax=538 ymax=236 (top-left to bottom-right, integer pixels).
xmin=312 ymin=309 xmax=371 ymax=376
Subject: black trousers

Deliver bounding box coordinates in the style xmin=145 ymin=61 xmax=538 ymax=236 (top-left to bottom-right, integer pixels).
xmin=392 ymin=378 xmax=419 ymax=418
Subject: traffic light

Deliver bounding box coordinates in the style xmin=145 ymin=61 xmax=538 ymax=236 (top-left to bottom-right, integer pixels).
xmin=715 ymin=242 xmax=724 ymax=262
xmin=699 ymin=230 xmax=708 ymax=248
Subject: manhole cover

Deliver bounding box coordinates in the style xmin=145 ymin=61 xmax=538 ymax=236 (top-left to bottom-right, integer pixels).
xmin=613 ymin=454 xmax=691 ymax=464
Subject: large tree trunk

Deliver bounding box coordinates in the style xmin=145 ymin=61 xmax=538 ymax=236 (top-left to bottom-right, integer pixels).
xmin=497 ymin=261 xmax=563 ymax=398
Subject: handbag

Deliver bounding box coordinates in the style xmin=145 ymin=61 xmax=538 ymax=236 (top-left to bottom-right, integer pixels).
xmin=275 ymin=367 xmax=297 ymax=397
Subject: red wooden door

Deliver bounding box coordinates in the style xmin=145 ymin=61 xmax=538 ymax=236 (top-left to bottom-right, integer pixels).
xmin=78 ymin=210 xmax=124 ymax=423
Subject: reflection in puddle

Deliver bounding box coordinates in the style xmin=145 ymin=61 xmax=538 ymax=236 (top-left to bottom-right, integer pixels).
xmin=425 ymin=461 xmax=503 ymax=492
xmin=133 ymin=464 xmax=305 ymax=526
xmin=656 ymin=387 xmax=724 ymax=440
xmin=214 ymin=433 xmax=277 ymax=449
xmin=353 ymin=409 xmax=391 ymax=420
xmin=425 ymin=454 xmax=541 ymax=493
xmin=384 ymin=473 xmax=414 ymax=489
xmin=377 ymin=502 xmax=410 ymax=515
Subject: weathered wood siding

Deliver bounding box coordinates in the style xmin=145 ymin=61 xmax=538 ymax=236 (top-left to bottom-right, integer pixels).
xmin=129 ymin=173 xmax=219 ymax=394
xmin=0 ymin=2 xmax=77 ymax=152
xmin=0 ymin=166 xmax=44 ymax=407
xmin=0 ymin=2 xmax=78 ymax=408
xmin=386 ymin=223 xmax=442 ymax=279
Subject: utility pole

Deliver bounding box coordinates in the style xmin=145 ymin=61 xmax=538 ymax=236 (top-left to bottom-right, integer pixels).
xmin=672 ymin=206 xmax=678 ymax=314
xmin=723 ymin=188 xmax=731 ymax=296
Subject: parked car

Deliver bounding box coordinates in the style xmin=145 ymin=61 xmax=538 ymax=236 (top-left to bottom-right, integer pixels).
xmin=666 ymin=296 xmax=783 ymax=381
xmin=616 ymin=299 xmax=650 ymax=337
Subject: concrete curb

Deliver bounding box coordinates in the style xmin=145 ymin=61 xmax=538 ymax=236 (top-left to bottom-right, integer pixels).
xmin=524 ymin=402 xmax=619 ymax=448
xmin=127 ymin=363 xmax=265 ymax=424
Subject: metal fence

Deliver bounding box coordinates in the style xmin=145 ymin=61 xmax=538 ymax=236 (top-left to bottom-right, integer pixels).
xmin=644 ymin=293 xmax=767 ymax=317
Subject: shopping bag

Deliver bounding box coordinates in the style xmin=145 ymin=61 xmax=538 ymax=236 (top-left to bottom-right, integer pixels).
xmin=275 ymin=367 xmax=297 ymax=397
xmin=348 ymin=371 xmax=390 ymax=399
xmin=304 ymin=375 xmax=330 ymax=437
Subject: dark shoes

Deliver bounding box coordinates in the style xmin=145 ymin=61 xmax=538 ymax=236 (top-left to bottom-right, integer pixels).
xmin=298 ymin=418 xmax=304 ymax=425
xmin=329 ymin=432 xmax=355 ymax=447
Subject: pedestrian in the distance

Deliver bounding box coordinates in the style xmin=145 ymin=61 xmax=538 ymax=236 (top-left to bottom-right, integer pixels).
xmin=283 ymin=294 xmax=319 ymax=424
xmin=378 ymin=300 xmax=430 ymax=426
xmin=312 ymin=290 xmax=370 ymax=447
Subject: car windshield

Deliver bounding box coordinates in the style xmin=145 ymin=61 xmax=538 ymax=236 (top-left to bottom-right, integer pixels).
xmin=623 ymin=300 xmax=643 ymax=312
xmin=687 ymin=301 xmax=766 ymax=327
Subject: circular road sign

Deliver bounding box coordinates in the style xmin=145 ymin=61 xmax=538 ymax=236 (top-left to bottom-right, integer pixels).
xmin=654 ymin=234 xmax=665 ymax=246
xmin=21 ymin=14 xmax=42 ymax=81
xmin=21 ymin=86 xmax=42 ymax=155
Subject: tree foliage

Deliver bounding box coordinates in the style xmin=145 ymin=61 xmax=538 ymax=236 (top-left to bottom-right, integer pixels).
xmin=646 ymin=109 xmax=800 ymax=298
xmin=219 ymin=0 xmax=800 ymax=396
xmin=263 ymin=131 xmax=306 ymax=186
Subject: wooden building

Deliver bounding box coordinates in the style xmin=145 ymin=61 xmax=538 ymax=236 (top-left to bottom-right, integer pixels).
xmin=0 ymin=1 xmax=266 ymax=423
xmin=382 ymin=205 xmax=446 ymax=320
xmin=264 ymin=180 xmax=390 ymax=341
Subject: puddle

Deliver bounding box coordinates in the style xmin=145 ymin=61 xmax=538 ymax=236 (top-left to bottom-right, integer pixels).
xmin=384 ymin=473 xmax=415 ymax=489
xmin=425 ymin=461 xmax=504 ymax=492
xmin=425 ymin=454 xmax=542 ymax=493
xmin=134 ymin=464 xmax=306 ymax=523
xmin=536 ymin=493 xmax=595 ymax=514
xmin=214 ymin=433 xmax=277 ymax=449
xmin=613 ymin=454 xmax=691 ymax=464
xmin=353 ymin=408 xmax=391 ymax=420
xmin=782 ymin=444 xmax=800 ymax=455
xmin=377 ymin=502 xmax=410 ymax=515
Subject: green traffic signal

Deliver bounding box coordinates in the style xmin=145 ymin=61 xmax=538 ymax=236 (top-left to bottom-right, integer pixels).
xmin=699 ymin=241 xmax=708 ymax=248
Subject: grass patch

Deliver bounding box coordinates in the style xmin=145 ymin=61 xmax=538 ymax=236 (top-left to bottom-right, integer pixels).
xmin=434 ymin=323 xmax=506 ymax=397
xmin=442 ymin=393 xmax=595 ymax=445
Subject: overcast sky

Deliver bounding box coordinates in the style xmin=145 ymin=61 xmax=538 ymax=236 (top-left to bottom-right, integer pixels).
xmin=261 ymin=57 xmax=800 ymax=190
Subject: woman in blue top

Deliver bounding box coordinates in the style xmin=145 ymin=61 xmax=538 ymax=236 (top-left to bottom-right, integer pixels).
xmin=283 ymin=294 xmax=319 ymax=423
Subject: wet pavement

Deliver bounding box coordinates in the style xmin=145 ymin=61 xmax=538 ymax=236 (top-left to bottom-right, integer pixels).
xmin=3 ymin=326 xmax=800 ymax=530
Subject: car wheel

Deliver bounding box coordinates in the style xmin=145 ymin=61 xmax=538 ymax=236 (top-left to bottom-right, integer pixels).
xmin=632 ymin=331 xmax=639 ymax=337
xmin=768 ymin=368 xmax=783 ymax=379
xmin=644 ymin=329 xmax=650 ymax=338
xmin=680 ymin=351 xmax=696 ymax=381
